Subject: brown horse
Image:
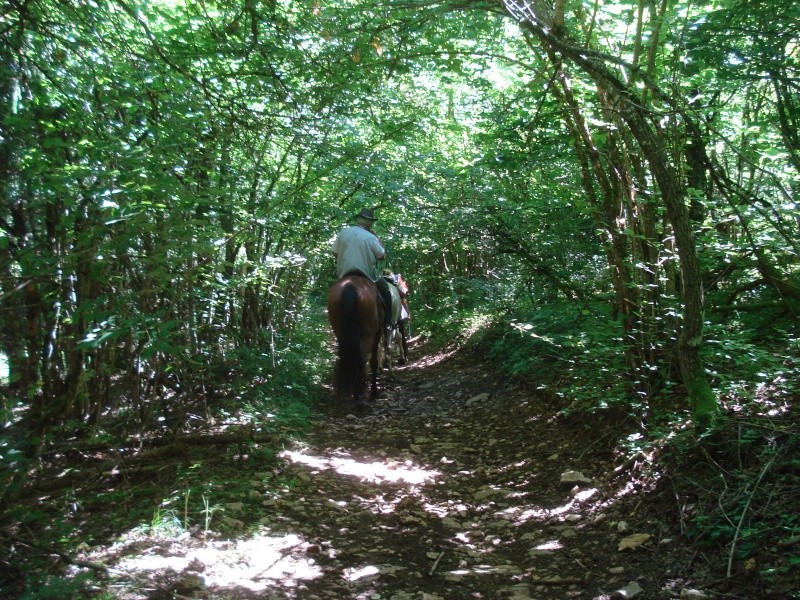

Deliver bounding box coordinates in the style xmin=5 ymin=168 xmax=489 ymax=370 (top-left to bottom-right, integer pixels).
xmin=327 ymin=275 xmax=384 ymax=410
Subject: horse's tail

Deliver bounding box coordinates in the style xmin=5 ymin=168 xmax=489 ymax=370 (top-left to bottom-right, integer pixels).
xmin=336 ymin=282 xmax=364 ymax=400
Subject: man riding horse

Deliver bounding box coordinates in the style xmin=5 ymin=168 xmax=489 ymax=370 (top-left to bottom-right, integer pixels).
xmin=332 ymin=208 xmax=395 ymax=329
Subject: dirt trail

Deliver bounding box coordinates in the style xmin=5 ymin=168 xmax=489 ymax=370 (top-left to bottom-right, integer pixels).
xmin=102 ymin=344 xmax=700 ymax=599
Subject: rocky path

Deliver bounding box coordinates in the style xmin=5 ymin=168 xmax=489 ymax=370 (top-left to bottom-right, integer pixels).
xmin=104 ymin=344 xmax=705 ymax=599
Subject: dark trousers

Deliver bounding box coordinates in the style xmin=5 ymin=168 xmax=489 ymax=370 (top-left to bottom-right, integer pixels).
xmin=375 ymin=276 xmax=393 ymax=326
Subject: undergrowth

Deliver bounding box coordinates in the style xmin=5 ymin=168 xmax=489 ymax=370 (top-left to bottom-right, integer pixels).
xmin=465 ymin=296 xmax=800 ymax=598
xmin=465 ymin=300 xmax=635 ymax=418
xmin=661 ymin=413 xmax=800 ymax=597
xmin=1 ymin=323 xmax=329 ymax=599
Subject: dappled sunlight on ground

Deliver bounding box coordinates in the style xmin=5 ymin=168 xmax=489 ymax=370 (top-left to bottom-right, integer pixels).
xmin=405 ymin=344 xmax=460 ymax=368
xmin=342 ymin=564 xmax=380 ymax=581
xmin=280 ymin=449 xmax=440 ymax=485
xmin=66 ymin=342 xmax=722 ymax=599
xmin=10 ymin=328 xmax=792 ymax=600
xmin=533 ymin=539 xmax=564 ymax=552
xmin=91 ymin=529 xmax=324 ymax=596
xmin=495 ymin=487 xmax=599 ymax=526
xmin=446 ymin=563 xmax=523 ymax=577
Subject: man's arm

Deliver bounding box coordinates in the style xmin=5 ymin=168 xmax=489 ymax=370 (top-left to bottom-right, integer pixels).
xmin=372 ymin=237 xmax=386 ymax=261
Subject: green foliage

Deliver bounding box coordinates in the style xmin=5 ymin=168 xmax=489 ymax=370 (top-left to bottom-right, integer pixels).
xmin=668 ymin=417 xmax=800 ymax=590
xmin=15 ymin=573 xmax=97 ymax=600
xmin=220 ymin=315 xmax=330 ymax=427
xmin=165 ymin=445 xmax=286 ymax=537
xmin=1 ymin=0 xmax=798 ymax=597
xmin=468 ymin=300 xmax=635 ymax=415
xmin=703 ymin=322 xmax=800 ymax=410
xmin=0 ymin=399 xmax=38 ymax=518
xmin=0 ymin=439 xmax=29 ymax=506
xmin=131 ymin=505 xmax=185 ymax=539
xmin=9 ymin=0 xmax=797 ymax=444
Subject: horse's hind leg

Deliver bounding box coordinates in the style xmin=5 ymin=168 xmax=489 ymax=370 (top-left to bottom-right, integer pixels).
xmin=353 ymin=393 xmax=367 ymax=413
xmin=369 ymin=340 xmax=380 ymax=400
xmin=349 ymin=366 xmax=366 ymax=412
xmin=399 ymin=320 xmax=409 ymax=364
xmin=382 ymin=325 xmax=395 ymax=376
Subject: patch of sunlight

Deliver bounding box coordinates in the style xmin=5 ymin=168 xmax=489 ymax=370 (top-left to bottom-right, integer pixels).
xmin=574 ymin=488 xmax=598 ymax=502
xmin=755 ymin=379 xmax=793 ymax=416
xmin=412 ymin=346 xmax=459 ymax=368
xmin=535 ymin=540 xmax=563 ymax=551
xmin=418 ymin=497 xmax=472 ymax=521
xmin=450 ymin=530 xmax=499 ymax=555
xmin=281 ymin=450 xmax=439 ymax=485
xmin=615 ymin=480 xmax=638 ymax=499
xmin=0 ymin=352 xmax=8 ymax=382
xmin=349 ymin=491 xmax=412 ymax=515
xmin=498 ymin=492 xmax=598 ymax=525
xmin=421 ymin=501 xmax=450 ymax=518
xmin=454 ymin=532 xmax=474 ymax=544
xmin=112 ymin=532 xmax=322 ymax=592
xmin=506 ymin=489 xmax=536 ymax=499
xmin=447 ymin=563 xmax=522 ymax=577
xmin=343 ymin=565 xmax=380 ymax=581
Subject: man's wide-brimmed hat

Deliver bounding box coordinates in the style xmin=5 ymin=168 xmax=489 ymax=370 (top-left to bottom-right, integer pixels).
xmin=356 ymin=208 xmax=377 ymax=221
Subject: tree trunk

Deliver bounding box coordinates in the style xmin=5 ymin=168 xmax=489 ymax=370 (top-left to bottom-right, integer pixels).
xmin=611 ymin=92 xmax=718 ymax=429
xmin=502 ymin=0 xmax=719 ymax=428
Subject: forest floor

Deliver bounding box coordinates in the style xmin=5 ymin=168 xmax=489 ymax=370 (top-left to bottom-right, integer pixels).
xmin=6 ymin=338 xmax=796 ymax=599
